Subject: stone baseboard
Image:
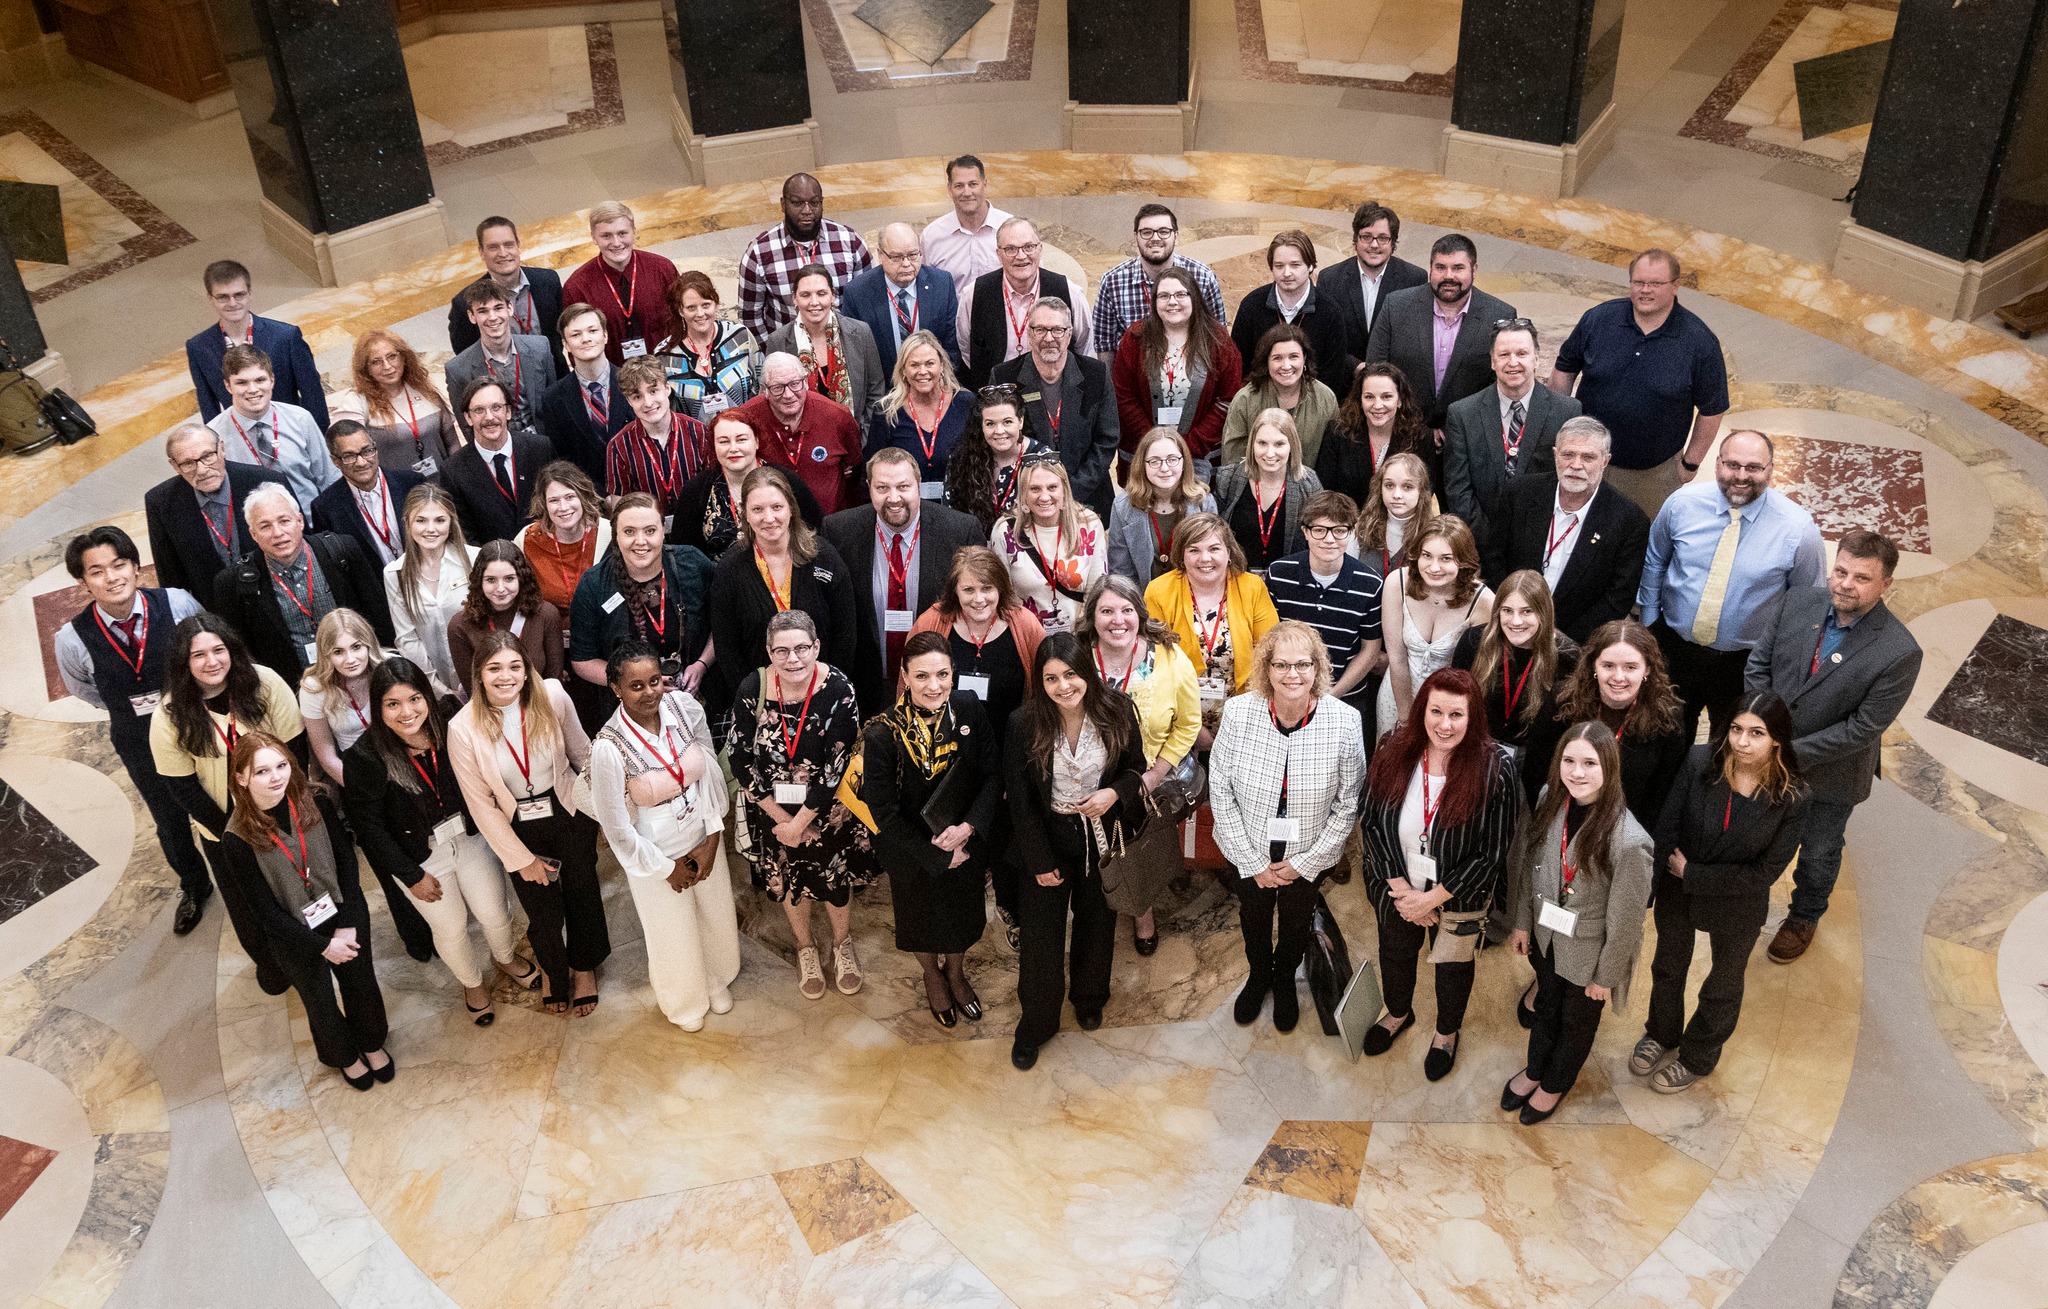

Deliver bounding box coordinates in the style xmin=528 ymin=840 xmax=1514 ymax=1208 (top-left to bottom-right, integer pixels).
xmin=24 ymin=349 xmax=70 ymax=395
xmin=1438 ymin=101 xmax=1618 ymax=200
xmin=1064 ymin=100 xmax=1199 ymax=154
xmin=261 ymin=197 xmax=452 ymax=289
xmin=1833 ymin=221 xmax=2048 ymax=323
xmin=670 ymin=100 xmax=822 ymax=188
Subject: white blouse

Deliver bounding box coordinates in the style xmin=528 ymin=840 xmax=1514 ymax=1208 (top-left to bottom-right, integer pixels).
xmin=1050 ymin=719 xmax=1106 ymax=813
xmin=384 ymin=545 xmax=478 ymax=696
xmin=1398 ymin=762 xmax=1445 ymax=879
xmin=297 ymin=677 xmax=374 ymax=752
xmin=492 ymin=697 xmax=561 ymax=800
xmin=589 ymin=696 xmax=726 ymax=877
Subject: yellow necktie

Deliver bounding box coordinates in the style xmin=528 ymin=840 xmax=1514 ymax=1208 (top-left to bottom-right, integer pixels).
xmin=1690 ymin=508 xmax=1743 ymax=645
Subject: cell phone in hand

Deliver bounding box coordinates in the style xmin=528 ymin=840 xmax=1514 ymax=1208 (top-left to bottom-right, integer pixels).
xmin=542 ymin=857 xmax=562 ymax=885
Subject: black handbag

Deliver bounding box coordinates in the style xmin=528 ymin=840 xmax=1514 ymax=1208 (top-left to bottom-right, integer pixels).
xmin=1304 ymin=890 xmax=1356 ymax=1037
xmin=1144 ymin=750 xmax=1207 ymax=826
xmin=40 ymin=388 xmax=95 ymax=444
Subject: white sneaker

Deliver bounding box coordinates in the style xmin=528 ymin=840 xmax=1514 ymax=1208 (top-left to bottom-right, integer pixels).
xmin=797 ymin=947 xmax=826 ymax=1000
xmin=833 ymin=938 xmax=862 ymax=995
xmin=709 ymin=985 xmax=734 ymax=1015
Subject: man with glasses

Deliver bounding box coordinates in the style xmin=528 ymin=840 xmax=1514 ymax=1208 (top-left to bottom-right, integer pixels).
xmin=1483 ymin=417 xmax=1648 ymax=641
xmin=921 ymin=154 xmax=1011 ymax=297
xmin=443 ymin=377 xmax=556 ymax=544
xmin=738 ymin=173 xmax=875 ymax=342
xmin=146 ymin=423 xmax=294 ymax=603
xmin=841 ymin=221 xmax=961 ymax=376
xmin=1265 ymin=490 xmax=1384 ymax=731
xmin=1442 ymin=318 xmax=1581 ymax=550
xmin=1319 ymin=201 xmax=1426 ymax=367
xmin=1091 ymin=203 xmax=1228 ymax=356
xmin=988 ymin=299 xmax=1119 ymax=522
xmin=1550 ymin=248 xmax=1730 ymax=516
xmin=213 ymin=483 xmax=394 ymax=681
xmin=310 ymin=420 xmax=425 ymax=566
xmin=733 ymin=352 xmax=865 ymax=515
xmin=1639 ymin=430 xmax=1822 ymax=745
xmin=185 ymin=259 xmax=330 ymax=428
xmin=958 ymin=217 xmax=1094 ymax=389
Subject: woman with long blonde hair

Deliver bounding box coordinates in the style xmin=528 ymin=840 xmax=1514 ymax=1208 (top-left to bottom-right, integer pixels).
xmin=1356 ymin=450 xmax=1435 ymax=578
xmin=383 ymin=482 xmax=477 ymax=698
xmin=334 ymin=329 xmax=460 ymax=475
xmin=869 ymin=329 xmax=972 ymax=492
xmin=992 ymin=455 xmax=1107 ymax=635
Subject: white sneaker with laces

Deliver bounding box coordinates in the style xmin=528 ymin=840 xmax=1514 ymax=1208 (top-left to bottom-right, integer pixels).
xmin=797 ymin=947 xmax=826 ymax=1000
xmin=833 ymin=938 xmax=862 ymax=995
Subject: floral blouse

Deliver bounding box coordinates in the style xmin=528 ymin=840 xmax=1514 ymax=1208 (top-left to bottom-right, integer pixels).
xmin=991 ymin=508 xmax=1107 ymax=636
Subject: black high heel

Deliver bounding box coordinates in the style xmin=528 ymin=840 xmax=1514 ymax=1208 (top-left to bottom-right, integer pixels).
xmin=930 ymin=1005 xmax=958 ymax=1028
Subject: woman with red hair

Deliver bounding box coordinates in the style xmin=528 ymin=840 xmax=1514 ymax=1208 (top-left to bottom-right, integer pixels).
xmin=1358 ymin=667 xmax=1521 ymax=1082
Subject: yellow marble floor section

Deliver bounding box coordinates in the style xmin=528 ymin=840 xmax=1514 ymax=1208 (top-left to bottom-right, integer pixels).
xmin=1260 ymin=0 xmax=1461 ymax=81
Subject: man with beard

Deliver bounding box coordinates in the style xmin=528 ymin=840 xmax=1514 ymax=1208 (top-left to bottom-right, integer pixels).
xmin=739 ymin=173 xmax=875 ymax=342
xmin=1639 ymin=430 xmax=1821 ymax=745
xmin=988 ymin=298 xmax=1119 ymax=524
xmin=1482 ymin=417 xmax=1648 ymax=642
xmin=1091 ymin=203 xmax=1228 ymax=355
xmin=562 ymin=202 xmax=681 ymax=366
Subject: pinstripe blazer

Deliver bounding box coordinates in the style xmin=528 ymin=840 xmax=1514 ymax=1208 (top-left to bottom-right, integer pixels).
xmin=1208 ymin=693 xmax=1367 ymax=880
xmin=1360 ymin=742 xmax=1522 ymax=926
xmin=1508 ymin=799 xmax=1654 ymax=1006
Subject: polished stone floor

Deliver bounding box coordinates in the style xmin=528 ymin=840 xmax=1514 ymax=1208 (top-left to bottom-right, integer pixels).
xmin=1 ymin=158 xmax=2047 ymax=1306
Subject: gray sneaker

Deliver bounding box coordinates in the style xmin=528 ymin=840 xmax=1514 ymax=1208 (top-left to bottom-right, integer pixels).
xmin=1629 ymin=1035 xmax=1676 ymax=1078
xmin=1650 ymin=1059 xmax=1706 ymax=1094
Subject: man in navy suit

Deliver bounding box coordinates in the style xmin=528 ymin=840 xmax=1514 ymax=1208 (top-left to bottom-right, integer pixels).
xmin=536 ymin=302 xmax=630 ymax=490
xmin=309 ymin=420 xmax=425 ymax=567
xmin=446 ymin=216 xmax=565 ymax=361
xmin=184 ymin=260 xmax=329 ymax=429
xmin=840 ymin=222 xmax=961 ymax=377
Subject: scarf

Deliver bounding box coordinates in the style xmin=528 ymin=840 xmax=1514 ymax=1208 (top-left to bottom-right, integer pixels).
xmin=885 ymin=696 xmax=958 ymax=782
xmin=795 ymin=317 xmax=852 ymax=411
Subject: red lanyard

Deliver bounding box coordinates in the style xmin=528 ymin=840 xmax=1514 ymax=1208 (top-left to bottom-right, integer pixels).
xmin=359 ymin=476 xmax=396 ymax=552
xmin=1420 ymin=768 xmax=1444 ymax=838
xmin=512 ymin=287 xmax=534 ymax=335
xmin=1194 ymin=597 xmax=1227 ymax=658
xmin=1161 ymin=344 xmax=1183 ymax=396
xmin=485 ymin=349 xmax=523 ymax=411
xmin=408 ymin=747 xmax=442 ymax=804
xmin=637 ymin=422 xmax=685 ymax=501
xmin=202 ymin=498 xmax=235 ymax=554
xmin=214 ymin=711 xmax=239 ymax=755
xmin=401 ymin=391 xmax=422 ymax=444
xmin=776 ymin=666 xmax=820 ymax=761
xmin=503 ymin=711 xmax=536 ymax=795
xmin=1148 ymin=513 xmax=1173 ymax=561
xmin=485 ymin=441 xmax=520 ymax=504
xmin=227 ymin=409 xmax=276 ymax=466
xmin=1723 ymin=788 xmax=1734 ymax=831
xmin=603 ymin=253 xmax=639 ymax=325
xmin=93 ymin=602 xmax=149 ymax=677
xmin=756 ymin=549 xmax=791 ymax=611
xmin=639 ymin=570 xmax=669 ymax=641
xmin=1544 ymin=511 xmax=1579 ymax=567
xmin=1096 ymin=642 xmax=1139 ymax=693
xmin=1004 ymin=280 xmax=1038 ymax=352
xmin=1252 ymin=481 xmax=1283 ymax=555
xmin=962 ymin=616 xmax=997 ymax=659
xmin=906 ymin=400 xmax=943 ymax=464
xmin=770 ymin=415 xmax=804 ymax=469
xmin=1809 ymin=623 xmax=1840 ymax=675
xmin=1502 ymin=650 xmax=1535 ymax=720
xmin=1046 ymin=394 xmax=1063 ymax=439
xmin=344 ymin=689 xmax=371 ymax=735
xmin=223 ymin=321 xmax=254 ymax=346
xmin=1612 ymin=704 xmax=1632 ymax=743
xmin=624 ymin=718 xmax=692 ymax=793
xmin=1559 ymin=818 xmax=1576 ymax=891
xmin=1026 ymin=523 xmax=1065 ymax=585
xmin=278 ymin=547 xmax=316 ymax=620
xmin=269 ymin=799 xmax=311 ymax=891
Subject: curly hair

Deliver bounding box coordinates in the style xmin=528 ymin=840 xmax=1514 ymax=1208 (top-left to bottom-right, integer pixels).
xmin=351 ymin=329 xmax=452 ymax=426
xmin=461 ymin=540 xmax=542 ymax=626
xmin=1553 ymin=619 xmax=1683 ymax=738
xmin=1330 ymin=361 xmax=1428 ymax=458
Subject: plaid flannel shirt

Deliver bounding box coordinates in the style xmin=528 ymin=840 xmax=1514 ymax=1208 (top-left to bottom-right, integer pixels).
xmin=737 ymin=219 xmax=875 ymax=343
xmin=1092 ymin=255 xmax=1229 ymax=355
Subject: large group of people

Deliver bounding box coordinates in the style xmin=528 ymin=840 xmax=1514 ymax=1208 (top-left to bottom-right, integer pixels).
xmin=55 ymin=161 xmax=1922 ymax=1096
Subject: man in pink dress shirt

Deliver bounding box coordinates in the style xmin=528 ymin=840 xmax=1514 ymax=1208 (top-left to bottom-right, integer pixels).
xmin=920 ymin=155 xmax=1012 ymax=298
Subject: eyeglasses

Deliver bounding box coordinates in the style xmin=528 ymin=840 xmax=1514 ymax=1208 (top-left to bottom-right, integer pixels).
xmin=1144 ymin=455 xmax=1183 ymax=469
xmin=1135 ymin=226 xmax=1176 ymax=240
xmin=998 ymin=242 xmax=1042 ymax=257
xmin=1020 ymin=449 xmax=1064 ymax=468
xmin=1303 ymin=524 xmax=1352 ymax=540
xmin=769 ymin=641 xmax=816 ymax=661
xmin=1027 ymin=324 xmax=1069 ymax=338
xmin=467 ymin=403 xmax=510 ymax=417
xmin=1356 ymin=234 xmax=1395 ymax=247
xmin=1719 ymin=459 xmax=1771 ymax=476
xmin=173 ymin=449 xmax=223 ymax=473
xmin=1629 ymin=278 xmax=1674 ymax=290
xmin=1153 ymin=290 xmax=1191 ymax=304
xmin=1492 ymin=317 xmax=1535 ymax=332
xmin=880 ymin=249 xmax=920 ymax=263
xmin=1269 ymin=660 xmax=1316 ymax=674
xmin=765 ymin=379 xmax=808 ymax=396
xmin=334 ymin=448 xmax=378 ymax=466
xmin=977 ymin=383 xmax=1022 ymax=406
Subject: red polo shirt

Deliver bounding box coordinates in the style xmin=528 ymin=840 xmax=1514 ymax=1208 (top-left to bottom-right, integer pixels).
xmin=734 ymin=392 xmax=863 ymax=515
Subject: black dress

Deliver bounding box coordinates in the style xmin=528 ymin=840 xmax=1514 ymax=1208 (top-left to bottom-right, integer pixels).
xmin=1452 ymin=628 xmax=1580 ymax=803
xmin=860 ymin=693 xmax=1002 ymax=953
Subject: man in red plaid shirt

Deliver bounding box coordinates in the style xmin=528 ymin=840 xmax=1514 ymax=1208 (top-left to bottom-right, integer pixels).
xmin=738 ymin=173 xmax=874 ymax=343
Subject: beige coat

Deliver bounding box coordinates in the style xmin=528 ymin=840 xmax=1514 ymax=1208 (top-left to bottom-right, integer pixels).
xmin=446 ymin=678 xmax=590 ymax=871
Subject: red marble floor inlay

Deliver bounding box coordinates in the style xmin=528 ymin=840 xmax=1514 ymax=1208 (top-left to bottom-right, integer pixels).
xmin=1767 ymin=435 xmax=1931 ymax=552
xmin=0 ymin=1134 xmax=59 ymax=1220
xmin=30 ymin=565 xmax=158 ymax=704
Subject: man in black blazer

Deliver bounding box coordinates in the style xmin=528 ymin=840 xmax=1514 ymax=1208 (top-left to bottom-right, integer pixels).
xmin=446 ymin=217 xmax=565 ymax=360
xmin=184 ymin=260 xmax=330 ymax=429
xmin=442 ymin=377 xmax=555 ymax=545
xmin=145 ymin=423 xmax=294 ymax=605
xmin=1745 ymin=530 xmax=1923 ymax=963
xmin=212 ymin=483 xmax=394 ymax=683
xmin=309 ymin=420 xmax=424 ymax=568
xmin=1230 ymin=230 xmax=1353 ymax=384
xmin=820 ymin=448 xmax=988 ymax=712
xmin=536 ymin=303 xmax=630 ymax=490
xmin=1317 ymin=201 xmax=1427 ymax=373
xmin=1483 ymin=418 xmax=1648 ymax=642
xmin=989 ymin=298 xmax=1119 ymax=525
xmin=1442 ymin=319 xmax=1582 ymax=548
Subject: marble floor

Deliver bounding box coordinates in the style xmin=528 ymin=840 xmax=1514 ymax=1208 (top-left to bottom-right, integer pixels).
xmin=1240 ymin=0 xmax=1459 ymax=94
xmin=405 ymin=24 xmax=625 ymax=167
xmin=1681 ymin=0 xmax=1899 ymax=175
xmin=2 ymin=159 xmax=2047 ymax=1305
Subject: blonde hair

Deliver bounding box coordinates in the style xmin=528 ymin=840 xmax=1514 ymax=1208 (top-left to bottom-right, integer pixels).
xmin=1248 ymin=620 xmax=1332 ymax=699
xmin=1246 ymin=407 xmax=1304 ymax=480
xmin=1124 ymin=427 xmax=1206 ymax=512
xmin=878 ymin=330 xmax=961 ymax=425
xmin=1005 ymin=457 xmax=1082 ymax=546
xmin=299 ymin=608 xmax=386 ymax=712
xmin=1357 ymin=450 xmax=1433 ymax=553
xmin=588 ymin=200 xmax=634 ymax=230
xmin=736 ymin=467 xmax=819 ymax=565
xmin=461 ymin=628 xmax=561 ymax=745
xmin=397 ymin=483 xmax=472 ymax=622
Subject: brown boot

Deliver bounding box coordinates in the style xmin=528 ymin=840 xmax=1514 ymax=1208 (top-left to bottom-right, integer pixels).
xmin=1767 ymin=918 xmax=1816 ymax=964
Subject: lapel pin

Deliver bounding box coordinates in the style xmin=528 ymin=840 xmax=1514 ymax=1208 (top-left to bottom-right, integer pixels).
xmin=1590 ymin=533 xmax=1601 ymax=545
xmin=1830 ymin=652 xmax=1842 ymax=663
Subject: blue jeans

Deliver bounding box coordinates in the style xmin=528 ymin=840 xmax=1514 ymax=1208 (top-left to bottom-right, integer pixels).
xmin=1789 ymin=799 xmax=1856 ymax=924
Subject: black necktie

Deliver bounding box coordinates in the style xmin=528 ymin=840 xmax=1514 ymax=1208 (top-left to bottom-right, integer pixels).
xmin=493 ymin=453 xmax=514 ymax=499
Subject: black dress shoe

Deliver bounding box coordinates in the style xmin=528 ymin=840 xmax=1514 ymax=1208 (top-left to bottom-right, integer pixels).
xmin=958 ymin=994 xmax=984 ymax=1023
xmin=1011 ymin=1039 xmax=1039 ymax=1071
xmin=341 ymin=1064 xmax=375 ymax=1091
xmin=1134 ymin=930 xmax=1159 ymax=956
xmin=368 ymin=1051 xmax=395 ymax=1084
xmin=1501 ymin=1071 xmax=1536 ymax=1113
xmin=1520 ymin=1094 xmax=1563 ymax=1126
xmin=257 ymin=973 xmax=291 ymax=997
xmin=1516 ymin=978 xmax=1537 ymax=1031
xmin=1361 ymin=1012 xmax=1413 ymax=1056
xmin=1271 ymin=979 xmax=1299 ymax=1034
xmin=1423 ymin=1031 xmax=1461 ymax=1082
xmin=930 ymin=1005 xmax=958 ymax=1029
xmin=1075 ymin=1006 xmax=1103 ymax=1031
xmin=407 ymin=940 xmax=435 ymax=963
xmin=1233 ymin=977 xmax=1268 ymax=1025
xmin=172 ymin=889 xmax=208 ymax=936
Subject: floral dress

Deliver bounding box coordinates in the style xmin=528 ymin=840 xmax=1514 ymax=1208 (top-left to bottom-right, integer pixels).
xmin=992 ymin=509 xmax=1107 ymax=635
xmin=727 ymin=663 xmax=873 ymax=904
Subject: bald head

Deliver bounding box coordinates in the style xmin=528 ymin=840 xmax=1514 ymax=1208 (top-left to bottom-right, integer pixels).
xmin=877 ymin=222 xmax=923 ymax=287
xmin=781 ymin=173 xmax=823 ymax=242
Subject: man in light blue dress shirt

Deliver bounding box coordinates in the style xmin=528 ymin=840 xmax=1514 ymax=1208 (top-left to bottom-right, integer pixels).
xmin=1638 ymin=430 xmax=1823 ymax=744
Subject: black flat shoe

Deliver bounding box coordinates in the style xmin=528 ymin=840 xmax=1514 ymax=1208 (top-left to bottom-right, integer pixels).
xmin=467 ymin=1000 xmax=495 ymax=1028
xmin=1075 ymin=1007 xmax=1103 ymax=1031
xmin=1501 ymin=1071 xmax=1537 ymax=1113
xmin=1361 ymin=1012 xmax=1413 ymax=1056
xmin=1516 ymin=978 xmax=1537 ymax=1030
xmin=341 ymin=1064 xmax=374 ymax=1091
xmin=1134 ymin=930 xmax=1158 ymax=956
xmin=1271 ymin=979 xmax=1300 ymax=1034
xmin=172 ymin=889 xmax=209 ymax=936
xmin=407 ymin=940 xmax=435 ymax=963
xmin=1011 ymin=1040 xmax=1039 ymax=1071
xmin=368 ymin=1051 xmax=395 ymax=1084
xmin=1424 ymin=1031 xmax=1461 ymax=1082
xmin=1233 ymin=977 xmax=1268 ymax=1026
xmin=1520 ymin=1094 xmax=1563 ymax=1126
xmin=958 ymin=994 xmax=984 ymax=1023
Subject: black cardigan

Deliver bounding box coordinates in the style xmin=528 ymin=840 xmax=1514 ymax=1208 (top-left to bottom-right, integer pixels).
xmin=1360 ymin=742 xmax=1522 ymax=926
xmin=1002 ymin=699 xmax=1147 ymax=882
xmin=860 ymin=693 xmax=1003 ymax=879
xmin=1452 ymin=629 xmax=1580 ymax=804
xmin=671 ymin=466 xmax=824 ymax=558
xmin=341 ymin=735 xmax=476 ymax=887
xmin=217 ymin=794 xmax=367 ymax=956
xmin=1653 ymin=745 xmax=1810 ymax=934
xmin=1608 ymin=718 xmax=1690 ymax=834
xmin=706 ymin=537 xmax=857 ymax=712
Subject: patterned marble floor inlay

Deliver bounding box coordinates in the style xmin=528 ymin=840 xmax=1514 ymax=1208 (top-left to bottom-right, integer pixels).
xmin=0 ymin=1132 xmax=58 ymax=1219
xmin=0 ymin=112 xmax=193 ymax=303
xmin=1768 ymin=436 xmax=1931 ymax=551
xmin=1925 ymin=614 xmax=2048 ymax=769
xmin=804 ymin=0 xmax=1034 ymax=88
xmin=0 ymin=778 xmax=96 ymax=929
xmin=408 ymin=25 xmax=624 ymax=166
xmin=1681 ymin=0 xmax=1899 ymax=175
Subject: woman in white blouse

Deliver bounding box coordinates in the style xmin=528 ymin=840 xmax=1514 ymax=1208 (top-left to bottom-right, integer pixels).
xmin=990 ymin=456 xmax=1107 ymax=636
xmin=298 ymin=607 xmax=389 ymax=785
xmin=385 ymin=483 xmax=478 ymax=698
xmin=587 ymin=641 xmax=741 ymax=1031
xmin=448 ymin=630 xmax=606 ymax=1017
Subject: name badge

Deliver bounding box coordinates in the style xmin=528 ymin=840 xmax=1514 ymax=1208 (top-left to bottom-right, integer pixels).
xmin=432 ymin=814 xmax=465 ymax=846
xmin=413 ymin=456 xmax=438 ymax=478
xmin=1267 ymin=816 xmax=1300 ymax=843
xmin=1537 ymin=898 xmax=1580 ymax=937
xmin=303 ymin=642 xmax=320 ymax=665
xmin=920 ymin=481 xmax=945 ymax=501
xmin=621 ymin=338 xmax=648 ymax=359
xmin=127 ymin=691 xmax=161 ymax=716
xmin=774 ymin=782 xmax=808 ymax=806
xmin=1156 ymin=405 xmax=1183 ymax=427
xmin=700 ymin=394 xmax=732 ymax=419
xmin=884 ymin=609 xmax=914 ymax=633
xmin=1405 ymin=850 xmax=1438 ymax=888
xmin=301 ymin=893 xmax=338 ymax=928
xmin=601 ymin=592 xmax=625 ymax=613
xmin=958 ymin=673 xmax=990 ymax=698
xmin=516 ymin=796 xmax=554 ymax=821
xmin=662 ymin=514 xmax=675 ymax=534
xmin=1022 ymin=391 xmax=1041 ymax=403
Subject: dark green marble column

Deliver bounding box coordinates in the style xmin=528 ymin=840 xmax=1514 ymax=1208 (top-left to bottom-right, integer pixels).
xmin=1443 ymin=0 xmax=1624 ymax=197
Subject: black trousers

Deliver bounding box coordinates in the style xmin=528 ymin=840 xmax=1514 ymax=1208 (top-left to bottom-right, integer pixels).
xmin=507 ymin=796 xmax=610 ymax=998
xmin=1014 ymin=813 xmax=1115 ymax=1049
xmin=1526 ymin=943 xmax=1607 ymax=1094
xmin=327 ymin=802 xmax=434 ymax=959
xmin=1646 ymin=876 xmax=1756 ymax=1075
xmin=278 ymin=927 xmax=389 ymax=1070
xmin=1235 ymin=876 xmax=1319 ymax=984
xmin=122 ymin=748 xmax=209 ymax=899
xmin=1652 ymin=621 xmax=1748 ymax=746
xmin=200 ymin=835 xmax=285 ymax=992
xmin=1377 ymin=912 xmax=1474 ymax=1035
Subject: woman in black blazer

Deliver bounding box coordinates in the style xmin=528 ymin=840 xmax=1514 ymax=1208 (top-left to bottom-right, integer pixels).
xmin=707 ymin=465 xmax=856 ymax=713
xmin=860 ymin=632 xmax=1002 ymax=1029
xmin=1359 ymin=667 xmax=1521 ymax=1082
xmin=343 ymin=658 xmax=540 ymax=1026
xmin=1552 ymin=619 xmax=1688 ymax=832
xmin=1637 ymin=691 xmax=1808 ymax=1095
xmin=1004 ymin=633 xmax=1148 ymax=1071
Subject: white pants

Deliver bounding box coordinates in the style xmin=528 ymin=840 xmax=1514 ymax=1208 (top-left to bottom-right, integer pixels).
xmin=626 ymin=841 xmax=742 ymax=1028
xmin=401 ymin=830 xmax=519 ymax=988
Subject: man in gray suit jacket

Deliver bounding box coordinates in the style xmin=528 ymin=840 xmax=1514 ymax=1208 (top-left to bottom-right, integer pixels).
xmin=445 ymin=281 xmax=556 ymax=440
xmin=1441 ymin=318 xmax=1580 ymax=549
xmin=1744 ymin=529 xmax=1922 ymax=962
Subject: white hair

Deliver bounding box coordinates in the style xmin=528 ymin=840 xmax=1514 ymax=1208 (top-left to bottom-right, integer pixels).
xmin=762 ymin=351 xmax=806 ymax=382
xmin=241 ymin=482 xmax=301 ymax=528
xmin=164 ymin=422 xmax=218 ymax=457
xmin=1555 ymin=416 xmax=1612 ymax=455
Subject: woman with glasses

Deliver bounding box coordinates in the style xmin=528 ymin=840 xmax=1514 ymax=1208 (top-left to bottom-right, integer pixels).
xmin=1213 ymin=408 xmax=1323 ymax=574
xmin=1111 ymin=266 xmax=1241 ymax=475
xmin=673 ymin=410 xmax=823 ymax=559
xmin=728 ymin=610 xmax=872 ymax=1002
xmin=944 ymin=385 xmax=1048 ymax=532
xmin=1220 ymin=324 xmax=1337 ymax=469
xmin=1107 ymin=427 xmax=1215 ymax=584
xmin=991 ymin=456 xmax=1106 ymax=636
xmin=867 ymin=330 xmax=972 ymax=493
xmin=383 ymin=483 xmax=477 ymax=698
xmin=1144 ymin=512 xmax=1279 ymax=747
xmin=762 ymin=264 xmax=886 ymax=428
xmin=656 ymin=270 xmax=762 ymax=423
xmin=1316 ymin=362 xmax=1427 ymax=508
xmin=333 ymin=330 xmax=460 ymax=478
xmin=706 ymin=466 xmax=856 ymax=713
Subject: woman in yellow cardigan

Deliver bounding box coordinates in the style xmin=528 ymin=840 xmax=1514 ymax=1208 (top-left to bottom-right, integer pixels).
xmin=1144 ymin=511 xmax=1279 ymax=748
